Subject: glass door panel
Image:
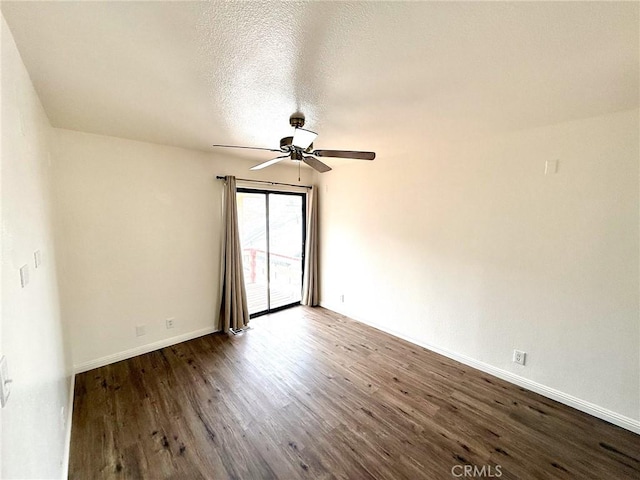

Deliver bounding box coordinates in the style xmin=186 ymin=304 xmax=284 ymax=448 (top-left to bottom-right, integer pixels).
xmin=236 ymin=191 xmax=268 ymax=315
xmin=268 ymin=194 xmax=304 ymax=309
xmin=237 ymin=189 xmax=305 ymax=317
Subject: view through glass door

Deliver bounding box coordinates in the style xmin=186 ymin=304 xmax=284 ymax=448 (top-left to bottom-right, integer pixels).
xmin=236 ymin=189 xmax=306 ymax=316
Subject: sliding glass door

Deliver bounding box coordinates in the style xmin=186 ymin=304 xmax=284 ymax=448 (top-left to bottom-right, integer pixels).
xmin=236 ymin=191 xmax=269 ymax=313
xmin=236 ymin=189 xmax=306 ymax=317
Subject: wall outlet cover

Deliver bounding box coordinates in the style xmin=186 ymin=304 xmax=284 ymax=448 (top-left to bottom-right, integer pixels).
xmin=513 ymin=349 xmax=526 ymax=366
xmin=545 ymin=159 xmax=559 ymax=175
xmin=0 ymin=356 xmax=11 ymax=407
xmin=19 ymin=265 xmax=29 ymax=288
xmin=34 ymin=250 xmax=42 ymax=268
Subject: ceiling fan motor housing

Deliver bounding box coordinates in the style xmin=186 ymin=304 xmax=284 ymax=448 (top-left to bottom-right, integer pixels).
xmin=280 ymin=136 xmax=312 ymax=153
xmin=280 ymin=136 xmax=293 ymax=150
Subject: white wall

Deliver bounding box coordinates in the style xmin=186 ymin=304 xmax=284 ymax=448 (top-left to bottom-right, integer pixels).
xmin=52 ymin=129 xmax=314 ymax=371
xmin=319 ymin=109 xmax=640 ymax=430
xmin=1 ymin=15 xmax=73 ymax=479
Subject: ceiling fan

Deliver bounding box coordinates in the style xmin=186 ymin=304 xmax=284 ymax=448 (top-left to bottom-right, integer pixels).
xmin=212 ymin=113 xmax=375 ymax=173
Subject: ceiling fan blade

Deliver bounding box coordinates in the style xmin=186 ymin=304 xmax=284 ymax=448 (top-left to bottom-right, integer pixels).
xmin=292 ymin=128 xmax=318 ymax=149
xmin=212 ymin=144 xmax=282 ymax=153
xmin=312 ymin=149 xmax=375 ymax=160
xmin=303 ymin=155 xmax=332 ymax=173
xmin=249 ymin=155 xmax=289 ymax=171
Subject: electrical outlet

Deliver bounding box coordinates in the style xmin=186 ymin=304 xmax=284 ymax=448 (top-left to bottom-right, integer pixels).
xmin=135 ymin=325 xmax=146 ymax=337
xmin=19 ymin=265 xmax=29 ymax=288
xmin=545 ymin=159 xmax=559 ymax=175
xmin=1 ymin=356 xmax=12 ymax=407
xmin=340 ymin=294 xmax=345 ymax=303
xmin=513 ymin=349 xmax=526 ymax=366
xmin=166 ymin=318 xmax=175 ymax=329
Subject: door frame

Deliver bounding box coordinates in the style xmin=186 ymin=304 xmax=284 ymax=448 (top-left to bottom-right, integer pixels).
xmin=237 ymin=187 xmax=307 ymax=318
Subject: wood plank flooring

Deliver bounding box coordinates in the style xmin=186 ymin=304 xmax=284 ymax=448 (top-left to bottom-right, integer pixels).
xmin=69 ymin=306 xmax=640 ymax=479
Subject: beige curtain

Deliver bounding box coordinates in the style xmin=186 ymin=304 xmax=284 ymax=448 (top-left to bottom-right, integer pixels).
xmin=302 ymin=186 xmax=319 ymax=306
xmin=219 ymin=176 xmax=250 ymax=332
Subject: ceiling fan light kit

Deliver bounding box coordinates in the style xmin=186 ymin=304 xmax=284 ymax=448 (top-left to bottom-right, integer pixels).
xmin=213 ymin=113 xmax=376 ymax=174
xmin=292 ymin=128 xmax=317 ymax=149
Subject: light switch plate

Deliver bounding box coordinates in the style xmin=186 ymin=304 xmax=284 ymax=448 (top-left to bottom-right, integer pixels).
xmin=19 ymin=265 xmax=29 ymax=288
xmin=0 ymin=356 xmax=11 ymax=407
xmin=545 ymin=159 xmax=558 ymax=175
xmin=34 ymin=250 xmax=42 ymax=268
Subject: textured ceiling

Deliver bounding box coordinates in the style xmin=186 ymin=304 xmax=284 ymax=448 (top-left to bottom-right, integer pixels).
xmin=2 ymin=1 xmax=638 ymax=158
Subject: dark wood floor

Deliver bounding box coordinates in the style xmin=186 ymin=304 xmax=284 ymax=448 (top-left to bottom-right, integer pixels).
xmin=69 ymin=306 xmax=640 ymax=479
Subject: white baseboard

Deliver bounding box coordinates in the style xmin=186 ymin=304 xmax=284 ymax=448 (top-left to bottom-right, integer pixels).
xmin=61 ymin=373 xmax=75 ymax=480
xmin=320 ymin=302 xmax=640 ymax=435
xmin=73 ymin=327 xmax=220 ymax=374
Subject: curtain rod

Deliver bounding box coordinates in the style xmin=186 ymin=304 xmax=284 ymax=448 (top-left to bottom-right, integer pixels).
xmin=216 ymin=176 xmax=312 ymax=189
